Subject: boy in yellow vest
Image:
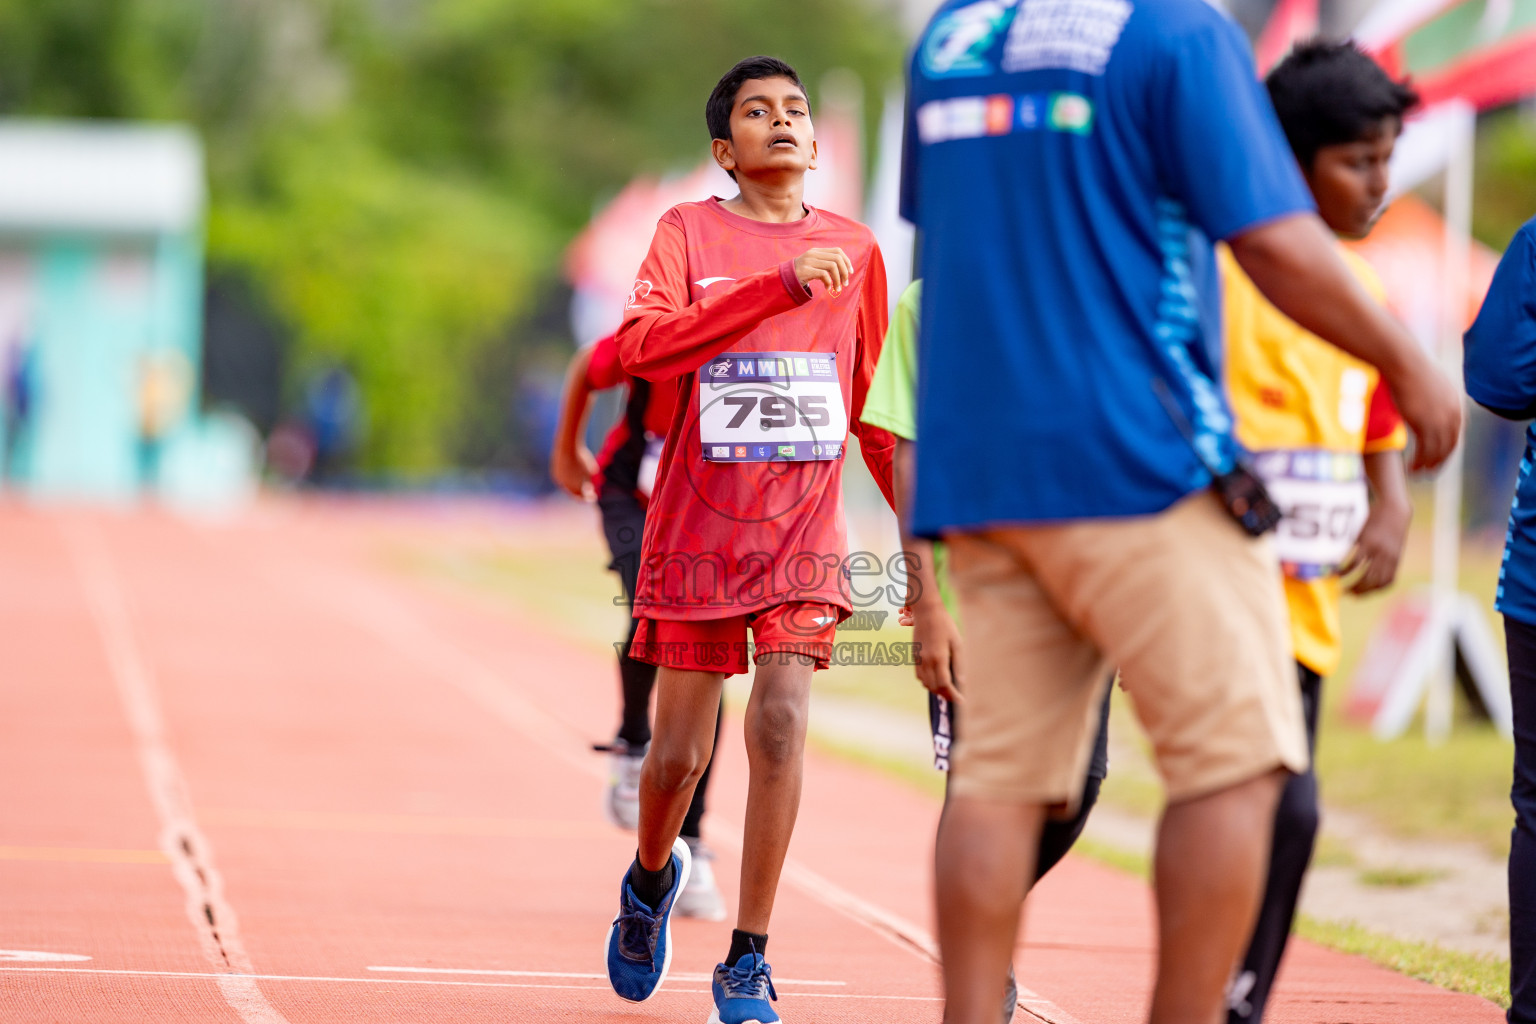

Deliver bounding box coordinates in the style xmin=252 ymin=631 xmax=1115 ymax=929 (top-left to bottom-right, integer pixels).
xmin=1222 ymin=40 xmax=1418 ymax=1023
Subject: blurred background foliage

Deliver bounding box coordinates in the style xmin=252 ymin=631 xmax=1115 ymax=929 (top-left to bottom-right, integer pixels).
xmin=1474 ymin=105 xmax=1536 ymax=251
xmin=3 ymin=0 xmax=1533 ymax=474
xmin=0 ymin=0 xmax=905 ymax=474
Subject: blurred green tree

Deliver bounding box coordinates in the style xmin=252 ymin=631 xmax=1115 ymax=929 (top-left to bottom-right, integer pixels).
xmin=1474 ymin=106 xmax=1536 ymax=252
xmin=0 ymin=0 xmax=904 ymax=474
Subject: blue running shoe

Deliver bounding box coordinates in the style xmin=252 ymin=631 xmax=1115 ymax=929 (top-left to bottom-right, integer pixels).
xmin=708 ymin=950 xmax=779 ymax=1024
xmin=604 ymin=837 xmax=691 ymax=1002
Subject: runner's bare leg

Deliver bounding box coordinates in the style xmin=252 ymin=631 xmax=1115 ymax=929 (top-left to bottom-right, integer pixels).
xmin=735 ymin=653 xmax=816 ymax=933
xmin=935 ymin=796 xmax=1046 ymax=1024
xmin=1149 ymin=769 xmax=1286 ymax=1024
xmin=636 ymin=667 xmax=726 ymax=871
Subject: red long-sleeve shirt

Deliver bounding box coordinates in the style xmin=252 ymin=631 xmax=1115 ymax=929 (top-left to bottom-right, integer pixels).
xmin=584 ymin=333 xmax=678 ymax=503
xmin=616 ymin=198 xmax=895 ymax=620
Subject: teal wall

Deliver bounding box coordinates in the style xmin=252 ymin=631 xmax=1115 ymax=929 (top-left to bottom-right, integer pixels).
xmin=5 ymin=229 xmax=202 ymax=500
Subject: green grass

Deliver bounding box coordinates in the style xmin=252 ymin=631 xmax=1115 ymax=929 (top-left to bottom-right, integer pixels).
xmin=381 ymin=535 xmax=631 ymax=653
xmin=1073 ymin=837 xmax=1151 ymax=879
xmin=1098 ymin=689 xmax=1168 ymax=818
xmin=1294 ymin=916 xmax=1511 ymax=1008
xmin=1311 ymin=834 xmax=1359 ymax=868
xmin=807 ymin=734 xmax=945 ymax=800
xmin=1356 ymin=865 xmax=1448 ymax=888
xmin=1317 ymin=719 xmax=1515 ymax=858
xmin=811 ymin=652 xmax=935 ymax=716
xmin=1317 ymin=492 xmax=1516 ymax=858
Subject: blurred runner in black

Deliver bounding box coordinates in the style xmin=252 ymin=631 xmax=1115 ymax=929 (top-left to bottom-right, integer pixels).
xmin=551 ymin=332 xmax=724 ymax=920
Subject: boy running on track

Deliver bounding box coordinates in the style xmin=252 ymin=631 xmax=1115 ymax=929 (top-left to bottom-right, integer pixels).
xmin=1222 ymin=42 xmax=1418 ymax=1023
xmin=603 ymin=56 xmax=895 ymax=1024
xmin=860 ymin=279 xmax=1113 ymax=1024
xmin=550 ymin=332 xmax=726 ymax=921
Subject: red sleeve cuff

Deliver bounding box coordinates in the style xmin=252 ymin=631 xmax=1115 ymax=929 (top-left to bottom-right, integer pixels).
xmin=779 ymin=260 xmax=813 ymax=306
xmin=1365 ymin=376 xmax=1405 ymax=446
xmin=584 ymin=334 xmax=626 ymax=390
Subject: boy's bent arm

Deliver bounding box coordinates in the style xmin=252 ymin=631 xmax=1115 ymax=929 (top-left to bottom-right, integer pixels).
xmin=894 ymin=437 xmax=963 ymax=703
xmin=848 ymin=245 xmax=896 ymax=509
xmin=1228 ymin=213 xmax=1461 ymax=469
xmin=551 ymin=343 xmax=600 ymax=501
xmin=1344 ymin=449 xmax=1412 ymax=595
xmin=616 ymin=215 xmax=811 ymax=380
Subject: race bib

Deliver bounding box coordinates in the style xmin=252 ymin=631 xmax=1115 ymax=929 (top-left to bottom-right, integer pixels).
xmin=637 ymin=434 xmax=663 ymax=498
xmin=698 ymin=352 xmax=848 ymax=462
xmin=1251 ymin=449 xmax=1369 ymax=579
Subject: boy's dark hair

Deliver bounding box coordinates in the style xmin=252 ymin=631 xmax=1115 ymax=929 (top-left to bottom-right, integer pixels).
xmin=1266 ymin=39 xmax=1420 ymax=168
xmin=706 ymin=56 xmax=806 ymax=179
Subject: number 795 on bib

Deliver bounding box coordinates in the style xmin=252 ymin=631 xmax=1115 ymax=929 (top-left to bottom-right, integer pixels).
xmin=698 ymin=351 xmax=848 ymax=463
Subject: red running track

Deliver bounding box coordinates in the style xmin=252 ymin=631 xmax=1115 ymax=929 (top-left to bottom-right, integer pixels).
xmin=0 ymin=499 xmax=1506 ymax=1023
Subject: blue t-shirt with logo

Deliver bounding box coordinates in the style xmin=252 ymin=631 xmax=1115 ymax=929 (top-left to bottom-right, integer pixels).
xmin=1464 ymin=218 xmax=1536 ymax=626
xmin=902 ymin=0 xmax=1313 ymax=534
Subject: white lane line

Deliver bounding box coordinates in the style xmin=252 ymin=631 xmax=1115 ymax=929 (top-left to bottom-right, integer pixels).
xmin=279 ymin=559 xmax=1075 ymax=1023
xmin=0 ymin=951 xmax=90 ymax=962
xmin=0 ymin=966 xmax=940 ymax=1001
xmin=365 ymin=965 xmax=845 ymax=985
xmin=63 ymin=522 xmax=292 ymax=1024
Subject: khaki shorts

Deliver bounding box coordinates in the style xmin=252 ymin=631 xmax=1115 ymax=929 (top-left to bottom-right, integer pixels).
xmin=946 ymin=490 xmax=1308 ymax=807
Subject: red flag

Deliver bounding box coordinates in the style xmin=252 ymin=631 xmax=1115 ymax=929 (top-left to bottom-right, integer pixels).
xmin=1255 ymin=0 xmax=1320 ymax=72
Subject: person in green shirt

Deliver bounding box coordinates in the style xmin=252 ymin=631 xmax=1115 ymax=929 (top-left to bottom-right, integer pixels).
xmin=860 ymin=281 xmax=1112 ymax=1024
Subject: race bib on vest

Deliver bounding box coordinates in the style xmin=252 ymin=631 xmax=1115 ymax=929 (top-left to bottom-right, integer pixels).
xmin=698 ymin=352 xmax=848 ymax=462
xmin=1251 ymin=449 xmax=1369 ymax=579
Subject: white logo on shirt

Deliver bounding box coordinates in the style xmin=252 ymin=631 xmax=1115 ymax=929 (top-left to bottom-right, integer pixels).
xmin=1002 ymin=0 xmax=1132 ymax=76
xmin=921 ymin=0 xmax=1019 ymax=77
xmin=1339 ymin=368 xmax=1369 ymax=433
xmin=626 ymin=280 xmax=653 ymax=307
xmin=695 ymin=277 xmax=736 ymax=290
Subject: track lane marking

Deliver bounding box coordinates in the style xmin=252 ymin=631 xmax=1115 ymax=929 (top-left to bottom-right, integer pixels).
xmin=365 ymin=965 xmax=845 ymax=985
xmin=0 ymin=951 xmax=91 ymax=962
xmin=0 ymin=966 xmax=939 ymax=1000
xmin=200 ymin=807 xmax=620 ymax=839
xmin=63 ymin=521 xmax=292 ymax=1024
xmin=0 ymin=845 xmax=169 ymax=864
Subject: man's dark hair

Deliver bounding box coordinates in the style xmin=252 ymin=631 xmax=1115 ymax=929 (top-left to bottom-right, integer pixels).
xmin=1266 ymin=40 xmax=1420 ymax=168
xmin=705 ymin=57 xmax=807 ymax=180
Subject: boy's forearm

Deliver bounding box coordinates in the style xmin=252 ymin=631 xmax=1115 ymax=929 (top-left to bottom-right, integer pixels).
xmin=853 ymin=421 xmax=897 ymax=511
xmin=1364 ymin=449 xmax=1411 ymax=519
xmin=552 ymin=347 xmax=596 ymax=458
xmin=617 ymin=264 xmax=808 ymax=380
xmin=893 ymin=438 xmax=943 ymax=609
xmin=850 ymin=264 xmax=895 ymax=510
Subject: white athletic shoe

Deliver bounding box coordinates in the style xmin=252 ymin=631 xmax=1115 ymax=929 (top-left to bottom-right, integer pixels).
xmin=675 ymin=837 xmax=727 ymax=921
xmin=603 ymin=743 xmax=646 ymax=831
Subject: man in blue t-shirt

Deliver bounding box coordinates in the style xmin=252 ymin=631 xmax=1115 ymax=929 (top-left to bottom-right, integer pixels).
xmin=903 ymin=3 xmax=1463 ymax=1022
xmin=1464 ymin=216 xmax=1536 ymax=1024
